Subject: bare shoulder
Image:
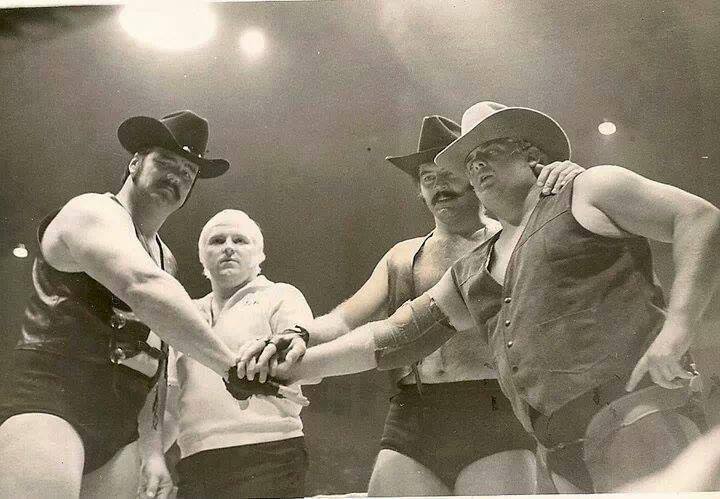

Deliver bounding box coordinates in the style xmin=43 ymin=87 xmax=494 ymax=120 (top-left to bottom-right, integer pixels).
xmin=56 ymin=193 xmax=129 ymax=227
xmin=572 ymin=165 xmax=641 ymax=238
xmin=573 ymin=165 xmax=639 ymax=201
xmin=43 ymin=193 xmax=134 ymax=271
xmin=386 ymin=236 xmax=426 ymax=259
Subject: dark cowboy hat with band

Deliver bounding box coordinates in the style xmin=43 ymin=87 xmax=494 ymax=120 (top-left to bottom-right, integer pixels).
xmin=117 ymin=110 xmax=230 ymax=179
xmin=435 ymin=101 xmax=571 ymax=171
xmin=385 ymin=115 xmax=461 ymax=177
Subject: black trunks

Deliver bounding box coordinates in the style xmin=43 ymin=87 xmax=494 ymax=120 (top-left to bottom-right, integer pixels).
xmin=379 ymin=379 xmax=534 ymax=488
xmin=0 ymin=349 xmax=152 ymax=473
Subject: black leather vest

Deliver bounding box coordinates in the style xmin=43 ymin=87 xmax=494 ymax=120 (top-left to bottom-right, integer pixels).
xmin=16 ymin=197 xmax=177 ymax=366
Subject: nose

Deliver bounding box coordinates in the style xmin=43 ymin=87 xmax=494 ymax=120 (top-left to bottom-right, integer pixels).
xmin=166 ymin=173 xmax=180 ymax=185
xmin=467 ymin=160 xmax=485 ymax=177
xmin=434 ymin=170 xmax=450 ymax=185
xmin=223 ymin=245 xmax=234 ymax=255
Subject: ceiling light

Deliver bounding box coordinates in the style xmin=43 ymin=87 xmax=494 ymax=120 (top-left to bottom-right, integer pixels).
xmin=598 ymin=121 xmax=617 ymax=136
xmin=119 ymin=2 xmax=216 ymax=51
xmin=239 ymin=28 xmax=266 ymax=59
xmin=13 ymin=243 xmax=28 ymax=259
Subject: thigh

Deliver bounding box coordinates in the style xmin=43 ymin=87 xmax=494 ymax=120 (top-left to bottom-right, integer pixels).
xmin=0 ymin=413 xmax=85 ymax=498
xmin=587 ymin=410 xmax=701 ymax=492
xmin=454 ymin=449 xmax=538 ymax=495
xmin=81 ymin=440 xmax=141 ymax=499
xmin=368 ymin=449 xmax=451 ymax=497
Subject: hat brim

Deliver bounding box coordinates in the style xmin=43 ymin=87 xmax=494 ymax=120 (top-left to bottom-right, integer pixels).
xmin=386 ymin=147 xmax=445 ymax=178
xmin=435 ymin=107 xmax=570 ymax=171
xmin=117 ymin=116 xmax=229 ymax=179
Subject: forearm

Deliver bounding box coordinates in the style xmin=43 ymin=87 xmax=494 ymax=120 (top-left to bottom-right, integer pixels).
xmin=306 ymin=311 xmax=353 ymax=346
xmin=294 ymin=295 xmax=456 ymax=381
xmin=294 ymin=321 xmax=380 ymax=380
xmin=126 ymin=274 xmax=235 ymax=376
xmin=137 ymin=380 xmax=166 ymax=461
xmin=666 ymin=205 xmax=720 ymax=334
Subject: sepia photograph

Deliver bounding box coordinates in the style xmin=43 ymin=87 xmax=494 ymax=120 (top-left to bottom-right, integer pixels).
xmin=1 ymin=0 xmax=719 ymax=497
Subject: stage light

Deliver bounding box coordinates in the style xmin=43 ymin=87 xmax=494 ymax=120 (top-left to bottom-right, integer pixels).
xmin=239 ymin=28 xmax=266 ymax=59
xmin=13 ymin=243 xmax=28 ymax=259
xmin=119 ymin=2 xmax=216 ymax=51
xmin=598 ymin=121 xmax=617 ymax=136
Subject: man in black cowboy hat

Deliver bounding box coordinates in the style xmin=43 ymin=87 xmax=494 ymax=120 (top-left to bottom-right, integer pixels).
xmin=0 ymin=110 xmax=245 ymax=498
xmin=264 ymin=101 xmax=720 ymax=493
xmin=239 ymin=115 xmax=583 ymax=495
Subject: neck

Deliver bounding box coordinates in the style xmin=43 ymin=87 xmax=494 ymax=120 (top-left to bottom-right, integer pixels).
xmin=116 ymin=183 xmax=170 ymax=240
xmin=432 ymin=205 xmax=485 ymax=238
xmin=497 ymin=184 xmax=543 ymax=229
xmin=211 ymin=274 xmax=257 ymax=305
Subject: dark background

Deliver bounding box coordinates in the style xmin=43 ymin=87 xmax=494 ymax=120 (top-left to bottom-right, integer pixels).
xmin=1 ymin=1 xmax=719 ymax=494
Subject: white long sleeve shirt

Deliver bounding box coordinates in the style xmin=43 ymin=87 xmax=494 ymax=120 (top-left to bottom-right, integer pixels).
xmin=167 ymin=275 xmax=313 ymax=458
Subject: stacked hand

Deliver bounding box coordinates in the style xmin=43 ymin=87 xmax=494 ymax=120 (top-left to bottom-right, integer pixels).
xmin=223 ymin=327 xmax=310 ymax=406
xmin=236 ymin=326 xmax=309 ymax=382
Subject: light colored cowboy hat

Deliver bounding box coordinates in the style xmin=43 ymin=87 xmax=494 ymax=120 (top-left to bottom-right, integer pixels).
xmin=434 ymin=101 xmax=570 ymax=170
xmin=386 ymin=115 xmax=461 ymax=177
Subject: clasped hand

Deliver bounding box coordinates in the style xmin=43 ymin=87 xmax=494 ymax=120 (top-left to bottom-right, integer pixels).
xmin=223 ymin=328 xmax=308 ymax=402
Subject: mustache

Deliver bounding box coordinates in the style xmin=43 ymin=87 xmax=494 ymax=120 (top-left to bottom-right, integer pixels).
xmin=157 ymin=179 xmax=180 ymax=200
xmin=432 ymin=185 xmax=474 ymax=204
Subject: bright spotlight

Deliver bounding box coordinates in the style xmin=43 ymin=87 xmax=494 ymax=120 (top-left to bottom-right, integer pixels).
xmin=13 ymin=243 xmax=28 ymax=259
xmin=239 ymin=28 xmax=266 ymax=59
xmin=119 ymin=2 xmax=216 ymax=51
xmin=598 ymin=121 xmax=617 ymax=136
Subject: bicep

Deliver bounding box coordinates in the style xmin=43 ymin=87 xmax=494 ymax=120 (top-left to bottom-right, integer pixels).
xmin=54 ymin=196 xmax=169 ymax=301
xmin=575 ymin=165 xmax=707 ymax=242
xmin=334 ymin=253 xmax=391 ymax=329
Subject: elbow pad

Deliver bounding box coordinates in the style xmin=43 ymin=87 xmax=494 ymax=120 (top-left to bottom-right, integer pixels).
xmin=374 ymin=293 xmax=456 ymax=370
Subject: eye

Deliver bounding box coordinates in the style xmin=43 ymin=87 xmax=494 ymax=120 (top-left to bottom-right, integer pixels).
xmin=466 ymin=160 xmax=483 ymax=174
xmin=233 ymin=237 xmax=248 ymax=244
xmin=421 ymin=173 xmax=436 ymax=184
xmin=209 ymin=236 xmax=223 ymax=245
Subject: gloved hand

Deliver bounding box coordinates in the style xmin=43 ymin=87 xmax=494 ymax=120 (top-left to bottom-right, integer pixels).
xmin=223 ymin=365 xmax=310 ymax=407
xmin=224 ymin=365 xmax=279 ymax=401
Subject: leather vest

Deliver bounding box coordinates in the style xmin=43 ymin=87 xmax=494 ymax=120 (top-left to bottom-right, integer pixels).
xmin=453 ymin=180 xmax=666 ymax=415
xmin=16 ymin=197 xmax=177 ymax=368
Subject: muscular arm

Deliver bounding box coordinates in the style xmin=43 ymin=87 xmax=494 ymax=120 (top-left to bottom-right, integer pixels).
xmin=288 ymin=268 xmax=475 ymax=382
xmin=573 ymin=166 xmax=720 ymax=388
xmin=575 ymin=166 xmax=720 ymax=337
xmin=43 ymin=194 xmax=236 ymax=376
xmin=137 ymin=375 xmax=167 ymax=460
xmin=137 ymin=361 xmax=176 ymax=498
xmin=306 ymin=248 xmax=393 ymax=346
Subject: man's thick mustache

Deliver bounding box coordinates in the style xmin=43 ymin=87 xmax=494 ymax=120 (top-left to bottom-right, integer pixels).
xmin=157 ymin=180 xmax=180 ymax=200
xmin=432 ymin=185 xmax=474 ymax=204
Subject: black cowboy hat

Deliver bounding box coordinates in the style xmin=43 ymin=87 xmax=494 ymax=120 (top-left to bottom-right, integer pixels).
xmin=118 ymin=110 xmax=230 ymax=179
xmin=385 ymin=115 xmax=461 ymax=178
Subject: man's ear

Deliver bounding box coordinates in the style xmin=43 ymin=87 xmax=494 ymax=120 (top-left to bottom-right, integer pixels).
xmin=128 ymin=153 xmax=142 ymax=175
xmin=526 ymin=146 xmax=544 ymax=178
